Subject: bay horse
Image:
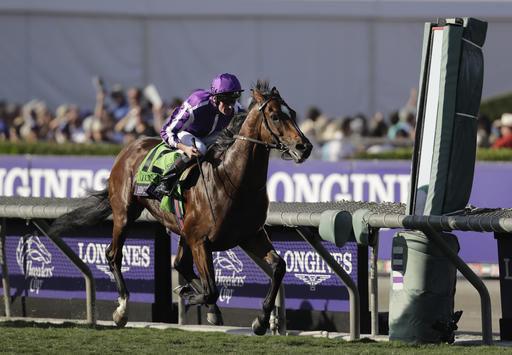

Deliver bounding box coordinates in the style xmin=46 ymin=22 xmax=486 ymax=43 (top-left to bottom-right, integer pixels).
xmin=49 ymin=81 xmax=312 ymax=335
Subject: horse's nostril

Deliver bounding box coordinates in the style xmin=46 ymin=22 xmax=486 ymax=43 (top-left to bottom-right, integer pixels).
xmin=296 ymin=143 xmax=313 ymax=151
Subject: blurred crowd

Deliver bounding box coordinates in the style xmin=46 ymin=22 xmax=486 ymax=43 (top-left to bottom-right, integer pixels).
xmin=0 ymin=78 xmax=183 ymax=146
xmin=301 ymin=89 xmax=418 ymax=161
xmin=1 ymin=81 xmax=512 ymax=159
xmin=300 ymin=88 xmax=512 ymax=160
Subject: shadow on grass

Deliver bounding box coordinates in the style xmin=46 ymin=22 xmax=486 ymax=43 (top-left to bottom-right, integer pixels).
xmin=350 ymin=337 xmax=378 ymax=343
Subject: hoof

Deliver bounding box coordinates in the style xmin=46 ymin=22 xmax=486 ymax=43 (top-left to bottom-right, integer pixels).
xmin=207 ymin=310 xmax=224 ymax=326
xmin=251 ymin=317 xmax=268 ymax=336
xmin=113 ymin=310 xmax=128 ymax=328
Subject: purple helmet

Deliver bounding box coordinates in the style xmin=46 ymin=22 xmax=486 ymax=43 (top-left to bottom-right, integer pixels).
xmin=210 ymin=73 xmax=243 ymax=95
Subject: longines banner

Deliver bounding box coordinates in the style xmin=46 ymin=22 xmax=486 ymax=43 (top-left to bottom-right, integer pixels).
xmin=1 ymin=155 xmax=510 ymax=263
xmin=3 ymin=233 xmax=155 ymax=302
xmin=174 ymin=240 xmax=359 ymax=312
xmin=2 ymin=230 xmax=356 ymax=312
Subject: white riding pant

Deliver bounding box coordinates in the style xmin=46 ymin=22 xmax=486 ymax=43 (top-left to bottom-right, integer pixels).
xmin=177 ymin=131 xmax=220 ymax=155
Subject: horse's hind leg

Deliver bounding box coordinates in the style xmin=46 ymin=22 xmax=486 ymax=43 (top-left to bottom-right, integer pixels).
xmin=173 ymin=239 xmax=223 ymax=325
xmin=106 ymin=202 xmax=143 ymax=327
xmin=240 ymin=229 xmax=286 ymax=336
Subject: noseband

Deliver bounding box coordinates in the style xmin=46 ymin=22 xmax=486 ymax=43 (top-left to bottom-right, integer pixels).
xmin=233 ymin=95 xmax=293 ymax=152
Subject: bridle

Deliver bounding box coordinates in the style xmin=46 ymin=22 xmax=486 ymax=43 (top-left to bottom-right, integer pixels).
xmin=220 ymin=93 xmax=304 ymax=195
xmin=233 ymin=95 xmax=300 ymax=155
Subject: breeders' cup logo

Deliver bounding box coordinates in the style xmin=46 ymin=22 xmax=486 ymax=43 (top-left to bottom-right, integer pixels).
xmin=294 ymin=274 xmax=331 ymax=291
xmin=213 ymin=250 xmax=246 ymax=304
xmin=16 ymin=235 xmax=55 ymax=294
xmin=77 ymin=242 xmax=150 ymax=281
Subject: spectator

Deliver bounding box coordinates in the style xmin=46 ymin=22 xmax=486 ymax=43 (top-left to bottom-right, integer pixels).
xmin=83 ymin=113 xmax=114 ymax=143
xmin=320 ymin=117 xmax=340 ymax=142
xmin=19 ymin=100 xmax=41 ymax=142
xmin=152 ymin=96 xmax=184 ymax=133
xmin=321 ymin=117 xmax=357 ymax=161
xmin=492 ymin=113 xmax=512 ymax=149
xmin=398 ymin=87 xmax=417 ymax=126
xmin=368 ymin=112 xmax=388 ymax=138
xmin=88 ymin=81 xmax=118 ymax=143
xmin=115 ymin=87 xmax=156 ymax=144
xmin=34 ymin=102 xmax=53 ymax=141
xmin=143 ymin=84 xmax=166 ymax=134
xmin=8 ymin=103 xmax=23 ymax=142
xmin=351 ymin=113 xmax=369 ymax=138
xmin=51 ymin=104 xmax=84 ymax=143
xmin=477 ymin=114 xmax=492 ymax=148
xmin=300 ymin=106 xmax=330 ymax=144
xmin=109 ymin=84 xmax=130 ymax=122
xmin=50 ymin=104 xmax=70 ymax=143
xmin=387 ymin=110 xmax=411 ymax=140
xmin=400 ymin=109 xmax=416 ymax=139
xmin=0 ymin=101 xmax=8 ymax=140
xmin=366 ymin=112 xmax=394 ymax=154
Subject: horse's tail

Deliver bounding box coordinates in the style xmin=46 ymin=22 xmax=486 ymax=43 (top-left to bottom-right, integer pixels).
xmin=48 ymin=184 xmax=112 ymax=237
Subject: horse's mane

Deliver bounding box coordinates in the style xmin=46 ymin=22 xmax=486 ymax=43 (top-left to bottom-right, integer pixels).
xmin=248 ymin=80 xmax=271 ymax=110
xmin=211 ymin=113 xmax=247 ymax=153
xmin=210 ymin=80 xmax=272 ymax=154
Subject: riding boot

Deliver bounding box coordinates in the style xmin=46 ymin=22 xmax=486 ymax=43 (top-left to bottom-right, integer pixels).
xmin=148 ymin=155 xmax=193 ymax=199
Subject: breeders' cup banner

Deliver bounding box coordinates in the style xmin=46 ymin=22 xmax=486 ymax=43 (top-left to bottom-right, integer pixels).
xmin=0 ymin=228 xmax=355 ymax=312
xmin=1 ymin=233 xmax=154 ymax=303
xmin=1 ymin=155 xmax=510 ymax=263
xmin=172 ymin=238 xmax=358 ymax=312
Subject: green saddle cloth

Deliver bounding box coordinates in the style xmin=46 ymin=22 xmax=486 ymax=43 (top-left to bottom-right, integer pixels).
xmin=135 ymin=142 xmax=185 ymax=215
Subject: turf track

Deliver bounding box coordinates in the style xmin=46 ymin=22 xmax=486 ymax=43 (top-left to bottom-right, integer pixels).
xmin=0 ymin=321 xmax=510 ymax=354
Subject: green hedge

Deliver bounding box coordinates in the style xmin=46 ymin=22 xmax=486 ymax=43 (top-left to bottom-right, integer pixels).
xmin=0 ymin=141 xmax=123 ymax=156
xmin=355 ymin=147 xmax=512 ymax=161
xmin=354 ymin=148 xmax=414 ymax=160
xmin=1 ymin=141 xmax=512 ymax=161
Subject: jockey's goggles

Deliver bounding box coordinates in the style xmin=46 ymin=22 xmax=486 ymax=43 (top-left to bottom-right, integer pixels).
xmin=216 ymin=92 xmax=241 ymax=105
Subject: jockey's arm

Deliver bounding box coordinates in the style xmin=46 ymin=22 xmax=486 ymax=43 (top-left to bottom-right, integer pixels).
xmin=160 ymin=105 xmax=190 ymax=148
xmin=161 ymin=101 xmax=204 ymax=158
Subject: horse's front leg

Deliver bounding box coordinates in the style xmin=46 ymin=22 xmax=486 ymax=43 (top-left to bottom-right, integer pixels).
xmin=188 ymin=237 xmax=221 ymax=320
xmin=174 ymin=238 xmax=223 ymax=325
xmin=241 ymin=229 xmax=286 ymax=336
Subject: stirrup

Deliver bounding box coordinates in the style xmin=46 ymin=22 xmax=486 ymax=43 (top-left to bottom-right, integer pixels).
xmin=159 ymin=176 xmax=180 ymax=196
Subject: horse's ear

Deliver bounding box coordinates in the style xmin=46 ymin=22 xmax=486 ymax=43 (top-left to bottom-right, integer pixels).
xmin=251 ymin=88 xmax=265 ymax=103
xmin=271 ymin=86 xmax=280 ymax=96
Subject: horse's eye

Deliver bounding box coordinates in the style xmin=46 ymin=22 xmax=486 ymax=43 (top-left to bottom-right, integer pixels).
xmin=271 ymin=114 xmax=280 ymax=122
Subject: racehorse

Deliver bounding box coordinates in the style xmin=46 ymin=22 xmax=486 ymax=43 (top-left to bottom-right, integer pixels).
xmin=49 ymin=81 xmax=312 ymax=335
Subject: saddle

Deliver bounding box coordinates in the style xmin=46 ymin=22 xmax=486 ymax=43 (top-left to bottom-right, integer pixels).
xmin=134 ymin=142 xmax=190 ymax=223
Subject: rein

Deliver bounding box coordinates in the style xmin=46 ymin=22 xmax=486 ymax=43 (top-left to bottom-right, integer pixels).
xmin=232 ymin=134 xmax=285 ymax=151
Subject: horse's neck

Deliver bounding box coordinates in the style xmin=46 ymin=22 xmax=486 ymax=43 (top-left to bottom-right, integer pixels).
xmin=221 ymin=114 xmax=269 ymax=191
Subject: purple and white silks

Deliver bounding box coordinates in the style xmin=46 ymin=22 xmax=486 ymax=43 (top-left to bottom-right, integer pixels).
xmin=160 ymin=89 xmax=243 ymax=149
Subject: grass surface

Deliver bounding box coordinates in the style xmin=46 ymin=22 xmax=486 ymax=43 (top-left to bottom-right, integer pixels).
xmin=0 ymin=321 xmax=510 ymax=354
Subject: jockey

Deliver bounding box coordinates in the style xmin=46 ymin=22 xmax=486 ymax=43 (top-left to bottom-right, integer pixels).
xmin=149 ymin=73 xmax=244 ymax=198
